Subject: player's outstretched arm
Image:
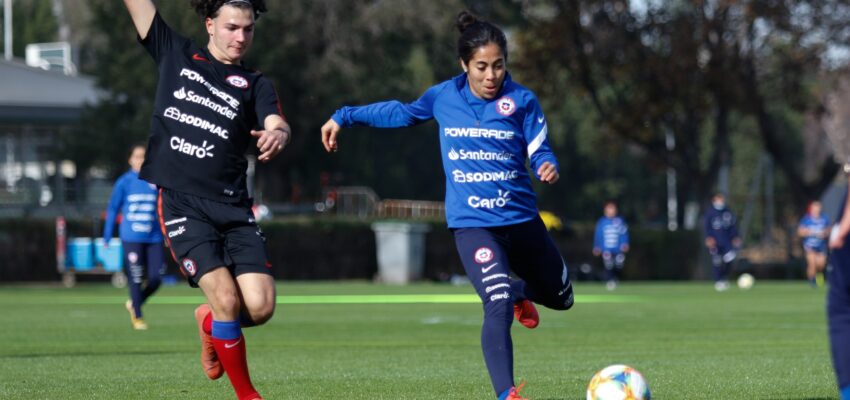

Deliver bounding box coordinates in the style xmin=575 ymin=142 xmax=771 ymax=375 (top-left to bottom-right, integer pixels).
xmin=123 ymin=0 xmax=156 ymax=39
xmin=321 ymin=119 xmax=342 ymax=153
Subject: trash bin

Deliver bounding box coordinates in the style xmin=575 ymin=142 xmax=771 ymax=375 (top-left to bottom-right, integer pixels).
xmin=371 ymin=222 xmax=431 ymax=284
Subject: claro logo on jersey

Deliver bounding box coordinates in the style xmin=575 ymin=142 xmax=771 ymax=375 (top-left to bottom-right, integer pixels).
xmin=179 ymin=68 xmax=240 ymax=109
xmin=468 ymin=190 xmax=511 ymax=209
xmin=170 ymin=136 xmax=215 ymax=159
xmin=444 ymin=127 xmax=515 ymax=140
xmin=174 ymin=87 xmax=237 ymax=120
xmin=163 ymin=107 xmax=229 ymax=139
xmin=452 ymin=169 xmax=518 ymax=183
xmin=448 ymin=148 xmax=513 ymax=161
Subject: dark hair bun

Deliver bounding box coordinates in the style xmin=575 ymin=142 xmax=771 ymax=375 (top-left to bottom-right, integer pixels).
xmin=456 ymin=10 xmax=478 ymax=34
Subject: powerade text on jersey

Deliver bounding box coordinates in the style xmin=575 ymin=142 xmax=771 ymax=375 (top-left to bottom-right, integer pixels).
xmin=138 ymin=13 xmax=283 ymax=203
xmin=332 ymin=73 xmax=557 ymax=228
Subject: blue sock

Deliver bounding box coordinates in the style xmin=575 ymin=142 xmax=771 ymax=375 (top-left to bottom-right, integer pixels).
xmin=712 ymin=266 xmax=723 ymax=282
xmin=482 ymin=299 xmax=514 ymax=396
xmin=497 ymin=387 xmax=512 ymax=400
xmin=211 ymin=320 xmax=241 ymax=340
xmin=841 ymin=385 xmax=850 ymax=400
xmin=127 ymin=264 xmax=144 ymax=318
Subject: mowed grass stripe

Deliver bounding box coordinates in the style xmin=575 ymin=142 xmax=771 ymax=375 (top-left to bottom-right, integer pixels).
xmin=0 ymin=293 xmax=645 ymax=305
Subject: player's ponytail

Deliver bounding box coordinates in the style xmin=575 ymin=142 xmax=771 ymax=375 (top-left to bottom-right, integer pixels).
xmin=455 ymin=10 xmax=508 ymax=65
xmin=190 ymin=0 xmax=267 ymax=20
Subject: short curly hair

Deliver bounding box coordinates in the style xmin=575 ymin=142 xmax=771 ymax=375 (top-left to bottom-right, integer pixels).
xmin=190 ymin=0 xmax=267 ymax=20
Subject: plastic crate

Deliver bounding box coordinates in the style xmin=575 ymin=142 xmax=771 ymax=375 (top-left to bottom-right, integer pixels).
xmin=67 ymin=238 xmax=93 ymax=271
xmin=94 ymin=238 xmax=123 ymax=272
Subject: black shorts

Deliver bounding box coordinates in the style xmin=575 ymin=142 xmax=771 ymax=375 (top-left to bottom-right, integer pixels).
xmin=157 ymin=188 xmax=272 ymax=287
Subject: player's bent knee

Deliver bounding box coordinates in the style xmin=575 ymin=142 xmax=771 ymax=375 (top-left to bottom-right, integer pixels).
xmin=250 ymin=303 xmax=275 ymax=326
xmin=210 ymin=292 xmax=241 ymax=318
xmin=542 ymin=282 xmax=575 ymax=311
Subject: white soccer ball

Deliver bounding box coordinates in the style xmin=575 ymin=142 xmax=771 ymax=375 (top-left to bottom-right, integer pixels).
xmin=587 ymin=364 xmax=651 ymax=400
xmin=737 ymin=273 xmax=755 ymax=290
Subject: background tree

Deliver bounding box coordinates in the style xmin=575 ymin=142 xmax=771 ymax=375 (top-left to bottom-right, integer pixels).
xmin=514 ymin=0 xmax=850 ymax=226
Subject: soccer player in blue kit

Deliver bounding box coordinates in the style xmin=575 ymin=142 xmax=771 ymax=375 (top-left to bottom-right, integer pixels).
xmin=321 ymin=11 xmax=574 ymax=400
xmin=103 ymin=145 xmax=165 ymax=330
xmin=593 ymin=200 xmax=629 ymax=290
xmin=798 ymin=200 xmax=829 ymax=287
xmin=704 ymin=193 xmax=741 ymax=291
xmin=122 ymin=0 xmax=290 ymax=399
xmin=829 ymin=174 xmax=850 ymax=400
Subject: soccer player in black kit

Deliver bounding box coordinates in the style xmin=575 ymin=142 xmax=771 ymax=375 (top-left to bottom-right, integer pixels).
xmin=122 ymin=1 xmax=289 ymax=399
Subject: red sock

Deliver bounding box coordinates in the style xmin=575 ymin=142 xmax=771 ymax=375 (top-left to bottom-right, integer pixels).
xmin=212 ymin=335 xmax=260 ymax=400
xmin=203 ymin=312 xmax=212 ymax=335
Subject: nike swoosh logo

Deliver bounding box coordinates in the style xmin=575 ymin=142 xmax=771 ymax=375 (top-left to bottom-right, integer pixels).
xmin=481 ymin=263 xmax=498 ymax=273
xmin=538 ymin=116 xmax=545 ymax=123
xmin=224 ymin=338 xmax=242 ymax=349
xmin=192 ymin=53 xmax=209 ymax=62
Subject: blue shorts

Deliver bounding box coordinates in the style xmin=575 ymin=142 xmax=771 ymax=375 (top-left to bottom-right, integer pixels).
xmin=452 ymin=216 xmax=573 ymax=310
xmin=804 ymin=244 xmax=826 ymax=254
xmin=122 ymin=242 xmax=165 ymax=279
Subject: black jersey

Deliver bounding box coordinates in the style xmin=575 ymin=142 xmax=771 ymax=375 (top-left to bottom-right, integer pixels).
xmin=138 ymin=13 xmax=283 ymax=203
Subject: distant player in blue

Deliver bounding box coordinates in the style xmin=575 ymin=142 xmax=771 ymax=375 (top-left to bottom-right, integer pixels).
xmin=103 ymin=145 xmax=164 ymax=330
xmin=799 ymin=200 xmax=830 ymax=288
xmin=321 ymin=11 xmax=574 ymax=400
xmin=704 ymin=193 xmax=741 ymax=291
xmin=828 ymin=176 xmax=850 ymax=400
xmin=593 ymin=200 xmax=629 ymax=290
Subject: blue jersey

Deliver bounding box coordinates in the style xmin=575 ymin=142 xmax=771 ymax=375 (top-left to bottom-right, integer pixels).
xmin=704 ymin=206 xmax=739 ymax=250
xmin=103 ymin=170 xmax=163 ymax=243
xmin=332 ymin=73 xmax=557 ymax=228
xmin=799 ymin=214 xmax=830 ymax=250
xmin=593 ymin=216 xmax=629 ymax=253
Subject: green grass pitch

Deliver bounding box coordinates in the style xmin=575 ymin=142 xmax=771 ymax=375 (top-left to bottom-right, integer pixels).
xmin=0 ymin=281 xmax=837 ymax=399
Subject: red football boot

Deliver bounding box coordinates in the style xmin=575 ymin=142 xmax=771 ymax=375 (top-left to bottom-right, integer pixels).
xmin=506 ymin=381 xmax=528 ymax=400
xmin=513 ymin=299 xmax=539 ymax=329
xmin=194 ymin=304 xmax=223 ymax=380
